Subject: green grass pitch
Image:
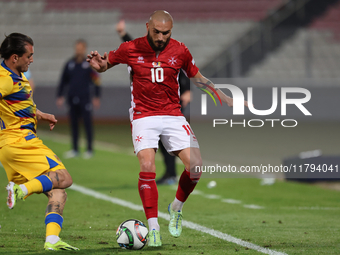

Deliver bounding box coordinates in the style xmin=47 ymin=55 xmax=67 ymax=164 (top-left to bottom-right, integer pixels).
xmin=0 ymin=122 xmax=340 ymax=254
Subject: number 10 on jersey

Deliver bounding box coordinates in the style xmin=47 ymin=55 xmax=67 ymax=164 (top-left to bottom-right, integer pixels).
xmin=151 ymin=68 xmax=164 ymax=83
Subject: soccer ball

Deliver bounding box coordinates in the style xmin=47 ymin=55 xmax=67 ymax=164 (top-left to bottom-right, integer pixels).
xmin=116 ymin=219 xmax=148 ymax=250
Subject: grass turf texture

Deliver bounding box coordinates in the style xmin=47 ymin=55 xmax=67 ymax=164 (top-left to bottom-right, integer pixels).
xmin=0 ymin=122 xmax=340 ymax=254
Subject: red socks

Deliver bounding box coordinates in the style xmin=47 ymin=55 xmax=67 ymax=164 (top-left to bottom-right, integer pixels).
xmin=176 ymin=168 xmax=201 ymax=202
xmin=138 ymin=172 xmax=158 ymax=219
xmin=138 ymin=169 xmax=201 ymax=219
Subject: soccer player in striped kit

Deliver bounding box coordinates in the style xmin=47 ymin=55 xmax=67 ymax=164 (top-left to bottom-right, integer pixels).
xmin=0 ymin=33 xmax=78 ymax=251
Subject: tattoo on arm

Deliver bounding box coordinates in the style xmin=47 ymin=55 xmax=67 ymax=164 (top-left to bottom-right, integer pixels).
xmin=197 ymin=81 xmax=216 ymax=95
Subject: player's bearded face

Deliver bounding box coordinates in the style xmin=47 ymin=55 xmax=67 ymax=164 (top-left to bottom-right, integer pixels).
xmin=147 ymin=31 xmax=171 ymax=51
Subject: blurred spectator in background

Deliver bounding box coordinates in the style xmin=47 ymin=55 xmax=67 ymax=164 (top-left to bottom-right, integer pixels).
xmin=116 ymin=20 xmax=191 ymax=184
xmin=24 ymin=68 xmax=35 ymax=90
xmin=56 ymin=39 xmax=101 ymax=159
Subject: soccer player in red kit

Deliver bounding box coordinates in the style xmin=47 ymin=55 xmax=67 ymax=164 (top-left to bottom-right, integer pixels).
xmin=87 ymin=10 xmax=246 ymax=247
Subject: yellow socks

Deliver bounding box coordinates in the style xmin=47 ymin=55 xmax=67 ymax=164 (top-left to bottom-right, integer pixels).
xmin=45 ymin=213 xmax=63 ymax=244
xmin=24 ymin=175 xmax=53 ymax=195
xmin=46 ymin=222 xmax=61 ymax=237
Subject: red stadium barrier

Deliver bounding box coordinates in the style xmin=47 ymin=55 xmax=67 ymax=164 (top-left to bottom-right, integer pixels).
xmin=44 ymin=0 xmax=282 ymax=21
xmin=310 ymin=2 xmax=340 ymax=40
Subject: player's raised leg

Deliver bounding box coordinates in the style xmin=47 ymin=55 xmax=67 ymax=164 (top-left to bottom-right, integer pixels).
xmin=6 ymin=169 xmax=73 ymax=209
xmin=44 ymin=188 xmax=79 ymax=251
xmin=137 ymin=148 xmax=162 ymax=247
xmin=168 ymin=147 xmax=202 ymax=237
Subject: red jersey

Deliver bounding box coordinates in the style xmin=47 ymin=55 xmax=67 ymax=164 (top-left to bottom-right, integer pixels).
xmin=108 ymin=37 xmax=199 ymax=121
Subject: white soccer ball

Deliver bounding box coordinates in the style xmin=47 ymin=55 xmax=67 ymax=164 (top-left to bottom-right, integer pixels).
xmin=116 ymin=219 xmax=148 ymax=250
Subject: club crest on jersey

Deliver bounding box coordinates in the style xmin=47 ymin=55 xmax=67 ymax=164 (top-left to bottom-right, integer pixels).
xmin=137 ymin=56 xmax=144 ymax=63
xmin=168 ymin=56 xmax=177 ymax=66
xmin=54 ymin=155 xmax=62 ymax=163
xmin=152 ymin=62 xmax=161 ymax=67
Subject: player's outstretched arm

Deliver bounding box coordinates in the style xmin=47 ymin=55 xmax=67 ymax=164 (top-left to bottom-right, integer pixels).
xmin=191 ymin=72 xmax=248 ymax=108
xmin=86 ymin=51 xmax=113 ymax=73
xmin=36 ymin=109 xmax=57 ymax=131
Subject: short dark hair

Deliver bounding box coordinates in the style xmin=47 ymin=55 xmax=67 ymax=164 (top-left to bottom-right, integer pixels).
xmin=0 ymin=33 xmax=34 ymax=60
xmin=75 ymin=39 xmax=87 ymax=47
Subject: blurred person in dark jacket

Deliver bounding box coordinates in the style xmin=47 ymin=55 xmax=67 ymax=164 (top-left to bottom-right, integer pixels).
xmin=56 ymin=39 xmax=101 ymax=159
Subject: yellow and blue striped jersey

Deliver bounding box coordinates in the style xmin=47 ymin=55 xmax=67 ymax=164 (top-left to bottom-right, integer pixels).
xmin=0 ymin=61 xmax=37 ymax=148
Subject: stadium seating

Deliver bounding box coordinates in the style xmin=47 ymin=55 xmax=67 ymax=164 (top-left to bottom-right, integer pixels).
xmin=0 ymin=0 xmax=283 ymax=86
xmin=247 ymin=1 xmax=340 ymax=80
xmin=310 ymin=1 xmax=340 ymax=39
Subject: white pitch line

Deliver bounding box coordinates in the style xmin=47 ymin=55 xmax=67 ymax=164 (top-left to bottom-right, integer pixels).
xmin=187 ymin=188 xmax=264 ymax=209
xmin=37 ymin=133 xmax=265 ymax=210
xmin=69 ymin=183 xmax=287 ymax=255
xmin=281 ymin=206 xmax=340 ymax=211
xmin=191 ymin=189 xmax=204 ymax=195
xmin=222 ymin=199 xmax=242 ymax=204
xmin=243 ymin=204 xmax=265 ymax=210
xmin=204 ymin=194 xmax=221 ymax=199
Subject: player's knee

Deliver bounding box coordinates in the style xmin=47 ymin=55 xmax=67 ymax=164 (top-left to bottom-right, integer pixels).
xmin=191 ymin=156 xmax=202 ymax=169
xmin=58 ymin=169 xmax=73 ymax=188
xmin=188 ymin=155 xmax=202 ymax=181
xmin=140 ymin=161 xmax=155 ymax=172
xmin=63 ymin=175 xmax=73 ymax=188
